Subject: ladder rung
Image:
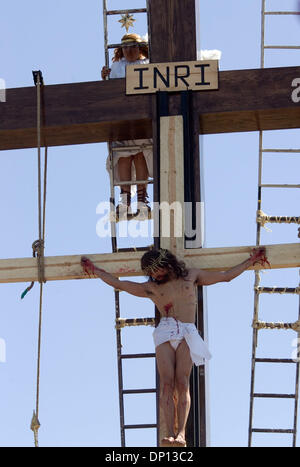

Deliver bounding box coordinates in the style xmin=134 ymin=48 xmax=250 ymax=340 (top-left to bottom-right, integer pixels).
xmin=116 ymin=317 xmax=156 ymax=329
xmin=252 ymin=428 xmax=294 ymax=434
xmin=111 ymin=145 xmax=153 ymax=153
xmin=253 ymin=393 xmax=296 ymax=399
xmin=108 ymin=41 xmax=148 ymax=49
xmin=260 ymin=184 xmax=300 ymax=188
xmin=262 ymin=149 xmax=300 ymax=153
xmin=106 ymin=8 xmax=147 ymax=16
xmin=114 ymin=179 xmax=154 ymax=186
xmin=124 ymin=424 xmax=158 ymax=430
xmin=264 ymin=46 xmax=300 ymax=50
xmin=121 ymin=353 xmax=156 ymax=359
xmin=255 ymin=358 xmax=297 ymax=364
xmin=255 ymin=286 xmax=300 ymax=294
xmin=264 ymin=11 xmax=300 ymax=15
xmin=252 ymin=320 xmax=298 ymax=331
xmin=123 ymin=388 xmax=157 ymax=395
xmin=258 ymin=216 xmax=300 ymax=225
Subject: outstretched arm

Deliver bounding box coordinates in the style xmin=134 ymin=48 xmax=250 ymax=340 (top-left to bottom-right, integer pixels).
xmin=81 ymin=257 xmax=151 ymax=298
xmin=195 ymin=247 xmax=268 ymax=286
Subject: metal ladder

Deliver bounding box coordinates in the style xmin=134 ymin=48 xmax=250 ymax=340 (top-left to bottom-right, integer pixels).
xmin=102 ymin=1 xmax=158 ymax=447
xmin=248 ymin=0 xmax=300 ymax=447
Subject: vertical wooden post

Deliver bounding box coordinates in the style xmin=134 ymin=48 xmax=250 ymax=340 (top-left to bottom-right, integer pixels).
xmin=148 ymin=0 xmax=206 ymax=447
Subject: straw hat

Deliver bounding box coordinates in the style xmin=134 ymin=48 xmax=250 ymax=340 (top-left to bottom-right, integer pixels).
xmin=121 ymin=33 xmax=148 ymax=47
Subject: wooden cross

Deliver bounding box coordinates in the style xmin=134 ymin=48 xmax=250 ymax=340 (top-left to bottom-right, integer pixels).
xmin=0 ymin=0 xmax=300 ymax=447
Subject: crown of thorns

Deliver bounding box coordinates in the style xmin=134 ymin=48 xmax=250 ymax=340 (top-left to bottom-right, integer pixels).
xmin=142 ymin=249 xmax=169 ymax=274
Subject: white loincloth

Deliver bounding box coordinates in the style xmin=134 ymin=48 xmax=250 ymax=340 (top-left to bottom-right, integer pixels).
xmin=153 ymin=317 xmax=212 ymax=366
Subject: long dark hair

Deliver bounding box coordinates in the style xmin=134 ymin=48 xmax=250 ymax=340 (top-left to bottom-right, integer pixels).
xmin=141 ymin=249 xmax=188 ymax=280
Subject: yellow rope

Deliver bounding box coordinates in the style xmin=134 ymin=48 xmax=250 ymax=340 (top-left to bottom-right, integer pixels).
xmin=252 ymin=319 xmax=300 ymax=332
xmin=116 ymin=317 xmax=155 ymax=329
xmin=255 ymin=286 xmax=300 ymax=294
xmin=257 ymin=210 xmax=300 ymax=230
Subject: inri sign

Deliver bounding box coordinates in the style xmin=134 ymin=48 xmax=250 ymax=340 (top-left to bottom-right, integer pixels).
xmin=126 ymin=60 xmax=219 ymax=95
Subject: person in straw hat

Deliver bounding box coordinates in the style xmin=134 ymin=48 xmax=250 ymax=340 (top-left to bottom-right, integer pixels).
xmin=102 ymin=33 xmax=152 ymax=220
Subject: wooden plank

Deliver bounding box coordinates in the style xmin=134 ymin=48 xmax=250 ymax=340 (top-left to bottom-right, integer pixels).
xmin=0 ymin=79 xmax=153 ymax=150
xmin=0 ymin=243 xmax=298 ymax=284
xmin=126 ymin=60 xmax=218 ymax=95
xmin=183 ymin=243 xmax=300 ymax=271
xmin=1 ymin=66 xmax=300 ymax=150
xmin=198 ymin=65 xmax=300 ymax=134
xmin=0 ymin=251 xmax=143 ymax=284
xmin=160 ymin=115 xmax=185 ymax=254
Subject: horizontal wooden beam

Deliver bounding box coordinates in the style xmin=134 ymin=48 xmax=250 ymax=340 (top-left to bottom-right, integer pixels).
xmin=182 ymin=243 xmax=300 ymax=271
xmin=0 ymin=251 xmax=142 ymax=284
xmin=1 ymin=66 xmax=300 ymax=150
xmin=0 ymin=79 xmax=153 ymax=150
xmin=0 ymin=243 xmax=298 ymax=284
xmin=198 ymin=66 xmax=300 ymax=134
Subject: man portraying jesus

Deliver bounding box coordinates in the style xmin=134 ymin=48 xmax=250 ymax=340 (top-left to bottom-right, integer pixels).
xmin=81 ymin=246 xmax=267 ymax=447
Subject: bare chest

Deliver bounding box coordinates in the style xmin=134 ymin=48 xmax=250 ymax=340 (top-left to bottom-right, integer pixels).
xmin=154 ymin=278 xmax=197 ymax=308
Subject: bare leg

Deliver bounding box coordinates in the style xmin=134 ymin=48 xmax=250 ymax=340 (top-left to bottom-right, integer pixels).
xmin=174 ymin=341 xmax=193 ymax=446
xmin=117 ymin=156 xmax=133 ymax=194
xmin=155 ymin=342 xmax=176 ymax=444
xmin=133 ymin=152 xmax=149 ymax=191
xmin=133 ymin=152 xmax=151 ymax=217
xmin=115 ymin=156 xmax=133 ymax=217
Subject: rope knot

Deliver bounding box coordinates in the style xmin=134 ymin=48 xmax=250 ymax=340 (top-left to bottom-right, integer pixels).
xmin=30 ymin=411 xmax=41 ymax=448
xmin=32 ymin=239 xmax=44 ymax=258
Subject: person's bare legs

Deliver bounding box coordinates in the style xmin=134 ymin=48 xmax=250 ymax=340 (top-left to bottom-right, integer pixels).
xmin=174 ymin=341 xmax=193 ymax=446
xmin=133 ymin=152 xmax=149 ymax=189
xmin=117 ymin=155 xmax=133 ymax=194
xmin=116 ymin=156 xmax=133 ymax=215
xmin=155 ymin=342 xmax=176 ymax=444
xmin=133 ymin=152 xmax=150 ymax=216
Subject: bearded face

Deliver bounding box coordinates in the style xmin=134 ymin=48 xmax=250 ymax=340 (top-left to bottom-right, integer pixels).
xmin=150 ymin=267 xmax=171 ymax=284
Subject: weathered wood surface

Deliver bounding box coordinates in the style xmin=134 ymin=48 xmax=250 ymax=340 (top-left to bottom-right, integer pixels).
xmin=0 ymin=243 xmax=298 ymax=284
xmin=1 ymin=67 xmax=300 ymax=150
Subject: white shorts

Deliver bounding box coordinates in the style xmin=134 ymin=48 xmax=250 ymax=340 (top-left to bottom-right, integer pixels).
xmin=153 ymin=317 xmax=212 ymax=366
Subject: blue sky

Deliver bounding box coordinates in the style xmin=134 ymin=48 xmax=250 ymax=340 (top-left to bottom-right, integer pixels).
xmin=0 ymin=0 xmax=299 ymax=447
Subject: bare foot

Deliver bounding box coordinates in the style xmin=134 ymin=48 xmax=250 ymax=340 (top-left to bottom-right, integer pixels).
xmin=161 ymin=436 xmax=175 ymax=447
xmin=173 ymin=434 xmax=186 ymax=447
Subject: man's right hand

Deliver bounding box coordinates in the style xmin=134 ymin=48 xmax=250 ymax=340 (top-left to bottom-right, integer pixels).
xmin=101 ymin=66 xmax=111 ymax=80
